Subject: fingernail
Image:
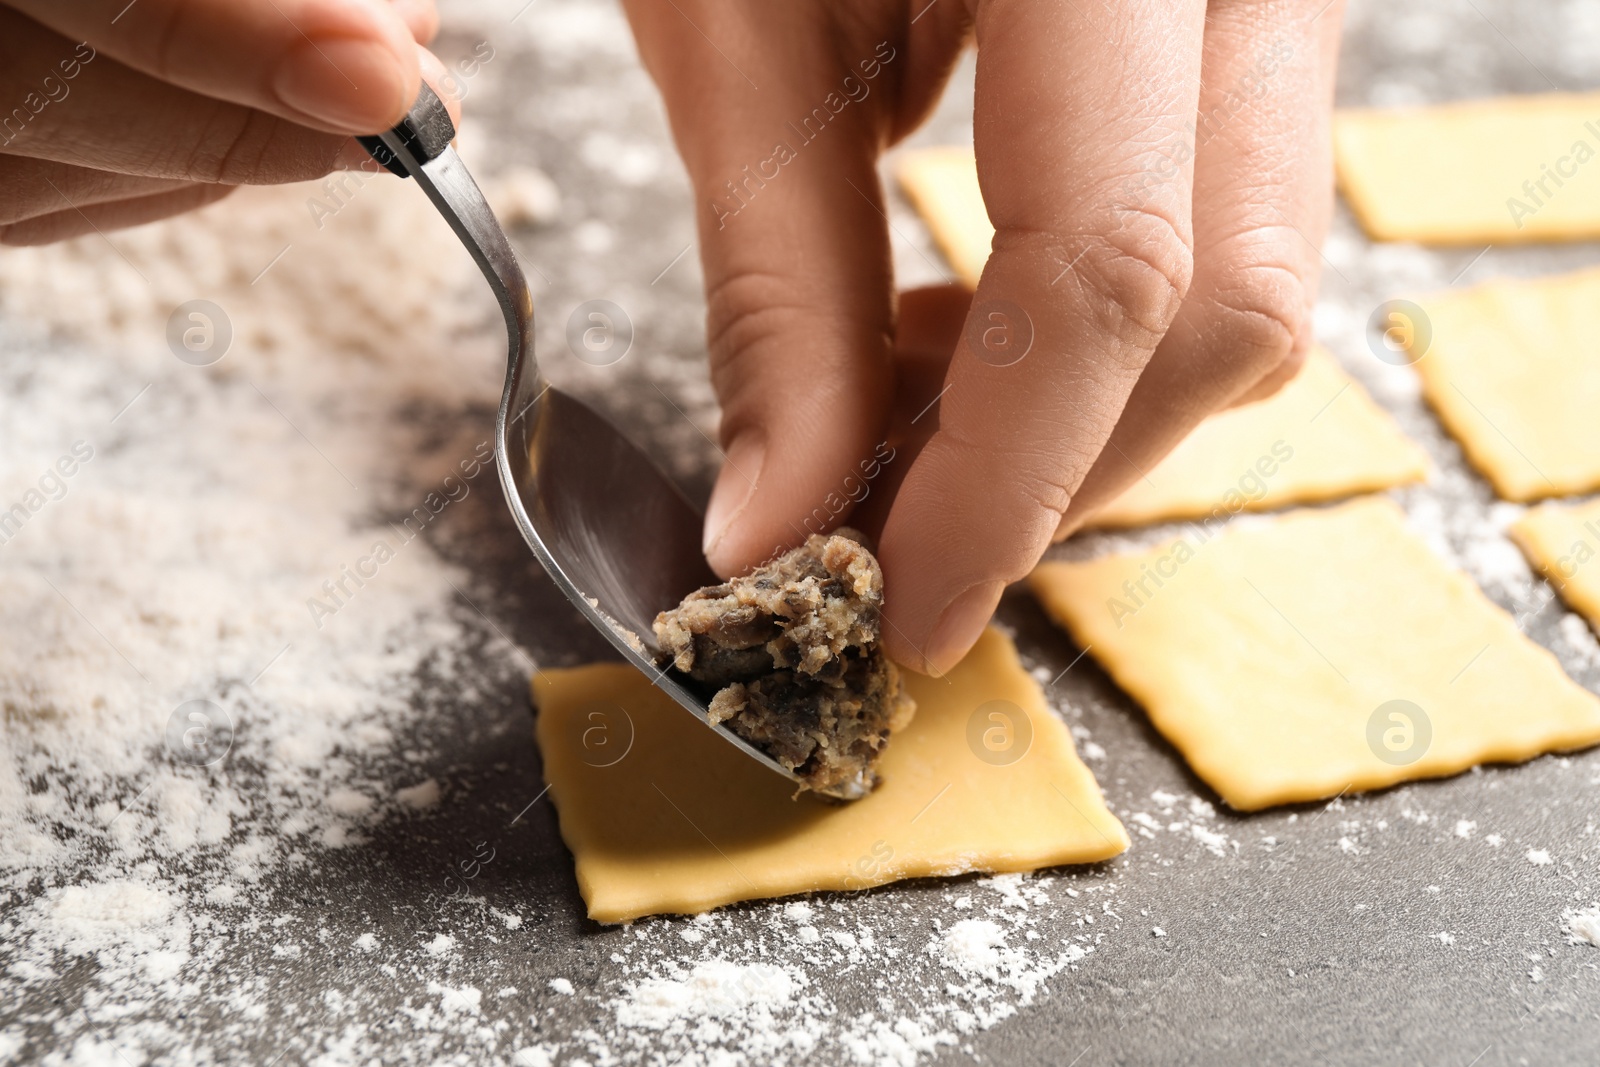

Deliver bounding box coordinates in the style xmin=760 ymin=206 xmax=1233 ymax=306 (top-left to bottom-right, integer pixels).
xmin=273 ymin=38 xmax=411 ymax=133
xmin=924 ymin=581 xmax=1005 ymax=677
xmin=703 ymin=434 xmax=766 ymax=563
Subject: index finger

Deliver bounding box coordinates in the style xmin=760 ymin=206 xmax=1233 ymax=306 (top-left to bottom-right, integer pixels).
xmin=878 ymin=0 xmax=1207 ymax=675
xmin=9 ymin=0 xmax=424 ymax=134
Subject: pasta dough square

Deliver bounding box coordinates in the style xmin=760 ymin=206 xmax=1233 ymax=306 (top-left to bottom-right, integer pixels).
xmin=1086 ymin=348 xmax=1429 ymax=529
xmin=1029 ymin=499 xmax=1600 ymax=811
xmin=1511 ymin=498 xmax=1600 ymax=632
xmin=1334 ymin=93 xmax=1600 ymax=244
xmin=896 ymin=146 xmax=988 ymax=288
xmin=532 ymin=628 xmax=1128 ymax=923
xmin=1408 ymin=267 xmax=1600 ymax=501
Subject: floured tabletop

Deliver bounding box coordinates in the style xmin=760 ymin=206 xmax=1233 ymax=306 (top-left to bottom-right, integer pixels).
xmin=2 ymin=0 xmax=1598 ymax=1064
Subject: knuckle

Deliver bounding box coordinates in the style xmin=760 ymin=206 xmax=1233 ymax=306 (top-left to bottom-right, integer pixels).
xmin=702 ymin=268 xmax=886 ymax=422
xmin=702 ymin=269 xmax=812 ymax=368
xmin=1062 ymin=209 xmax=1195 ymax=353
xmin=205 ymin=110 xmax=280 ymax=185
xmin=162 ymin=107 xmax=327 ymax=185
xmin=1201 ymin=245 xmax=1310 ymax=376
xmin=157 ymin=105 xmax=260 ymax=184
xmin=1015 ymin=466 xmax=1078 ymax=528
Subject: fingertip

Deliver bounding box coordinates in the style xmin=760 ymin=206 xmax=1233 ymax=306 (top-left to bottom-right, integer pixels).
xmin=877 ymin=428 xmax=1061 ymax=676
xmin=271 ymin=35 xmax=417 ymax=133
xmin=882 ymin=562 xmax=1005 ymax=677
xmin=923 ymin=580 xmax=1005 ymax=676
xmin=880 ymin=625 xmax=920 ymax=674
xmin=265 ymin=0 xmax=422 ymax=133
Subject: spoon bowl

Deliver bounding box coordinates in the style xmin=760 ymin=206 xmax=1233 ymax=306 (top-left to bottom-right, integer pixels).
xmin=362 ymin=85 xmax=803 ymax=789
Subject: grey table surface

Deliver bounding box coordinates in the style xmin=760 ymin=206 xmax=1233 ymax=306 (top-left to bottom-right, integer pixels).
xmin=6 ymin=0 xmax=1600 ymax=1064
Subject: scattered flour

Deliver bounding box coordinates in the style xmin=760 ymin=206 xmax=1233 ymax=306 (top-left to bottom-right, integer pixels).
xmin=1192 ymin=825 xmax=1232 ymax=857
xmin=1557 ymin=613 xmax=1600 ymax=668
xmin=1563 ymin=904 xmax=1600 ymax=947
xmin=397 ymin=779 xmax=443 ymax=810
xmin=0 ymin=55 xmax=1135 ymax=1057
xmin=0 ymin=157 xmax=527 ymax=1064
xmin=941 ymin=919 xmax=1009 ymax=977
xmin=2 ymin=3 xmax=1596 ymax=1065
xmin=579 ymin=874 xmax=1104 ymax=1065
xmin=1526 ymin=849 xmax=1553 ymax=866
xmin=616 ymin=960 xmax=794 ymax=1029
xmin=781 ymin=901 xmax=815 ymax=924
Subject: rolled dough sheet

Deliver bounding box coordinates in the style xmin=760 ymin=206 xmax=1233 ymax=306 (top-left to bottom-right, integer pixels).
xmin=1029 ymin=498 xmax=1600 ymax=811
xmin=1408 ymin=267 xmax=1600 ymax=502
xmin=1086 ymin=347 xmax=1429 ymax=529
xmin=531 ymin=627 xmax=1128 ymax=923
xmin=896 ymin=146 xmax=988 ymax=288
xmin=1510 ymin=498 xmax=1600 ymax=632
xmin=1334 ymin=92 xmax=1600 ymax=243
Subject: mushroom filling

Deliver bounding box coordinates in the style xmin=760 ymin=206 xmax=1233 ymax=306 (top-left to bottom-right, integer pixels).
xmin=652 ymin=530 xmax=915 ymax=799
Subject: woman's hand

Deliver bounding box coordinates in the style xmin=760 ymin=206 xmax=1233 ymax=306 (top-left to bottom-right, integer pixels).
xmin=0 ymin=0 xmax=455 ymax=244
xmin=624 ymin=0 xmax=1343 ymax=675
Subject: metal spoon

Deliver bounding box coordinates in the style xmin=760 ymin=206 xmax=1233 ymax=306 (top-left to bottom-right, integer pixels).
xmin=360 ymin=85 xmax=802 ymax=790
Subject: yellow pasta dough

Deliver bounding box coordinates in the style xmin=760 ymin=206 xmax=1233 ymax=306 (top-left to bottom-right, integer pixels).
xmin=532 ymin=628 xmax=1128 ymax=923
xmin=1334 ymin=92 xmax=1600 ymax=243
xmin=1086 ymin=348 xmax=1430 ymax=529
xmin=1029 ymin=499 xmax=1600 ymax=811
xmin=896 ymin=146 xmax=988 ymax=288
xmin=1510 ymin=497 xmax=1600 ymax=632
xmin=1407 ymin=267 xmax=1600 ymax=501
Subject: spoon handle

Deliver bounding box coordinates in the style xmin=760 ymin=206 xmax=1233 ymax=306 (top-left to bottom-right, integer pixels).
xmin=359 ymin=84 xmax=537 ymax=389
